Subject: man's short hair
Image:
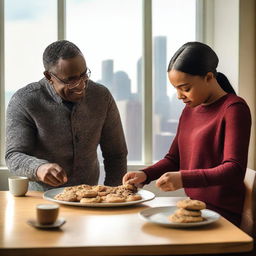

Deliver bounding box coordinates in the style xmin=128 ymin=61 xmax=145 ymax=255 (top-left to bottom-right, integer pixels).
xmin=43 ymin=40 xmax=82 ymax=71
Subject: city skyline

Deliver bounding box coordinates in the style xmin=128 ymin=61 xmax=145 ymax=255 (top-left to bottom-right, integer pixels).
xmin=97 ymin=36 xmax=184 ymax=161
xmin=5 ymin=35 xmax=185 ymax=162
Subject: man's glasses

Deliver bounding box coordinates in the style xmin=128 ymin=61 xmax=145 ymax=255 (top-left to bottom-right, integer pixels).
xmin=50 ymin=69 xmax=91 ymax=89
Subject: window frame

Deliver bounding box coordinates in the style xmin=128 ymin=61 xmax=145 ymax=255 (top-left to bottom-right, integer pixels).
xmin=0 ymin=0 xmax=203 ymax=169
xmin=0 ymin=0 xmax=5 ymax=167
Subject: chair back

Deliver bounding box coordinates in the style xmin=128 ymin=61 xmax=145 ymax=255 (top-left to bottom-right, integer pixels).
xmin=240 ymin=168 xmax=256 ymax=237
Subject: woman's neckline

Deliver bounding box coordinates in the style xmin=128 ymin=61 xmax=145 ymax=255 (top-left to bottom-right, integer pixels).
xmin=194 ymin=93 xmax=231 ymax=112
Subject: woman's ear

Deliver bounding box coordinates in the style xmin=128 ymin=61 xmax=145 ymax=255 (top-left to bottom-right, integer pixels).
xmin=205 ymin=72 xmax=214 ymax=82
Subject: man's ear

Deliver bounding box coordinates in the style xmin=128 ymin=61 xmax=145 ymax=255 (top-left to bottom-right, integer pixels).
xmin=43 ymin=71 xmax=51 ymax=81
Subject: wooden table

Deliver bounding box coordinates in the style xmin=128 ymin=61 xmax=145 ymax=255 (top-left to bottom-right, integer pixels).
xmin=0 ymin=191 xmax=253 ymax=256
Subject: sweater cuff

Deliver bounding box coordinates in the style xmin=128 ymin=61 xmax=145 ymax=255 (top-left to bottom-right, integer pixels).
xmin=29 ymin=160 xmax=49 ymax=181
xmin=180 ymin=169 xmax=199 ymax=188
xmin=140 ymin=170 xmax=151 ymax=185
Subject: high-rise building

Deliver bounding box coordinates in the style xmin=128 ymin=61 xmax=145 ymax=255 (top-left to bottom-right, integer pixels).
xmin=137 ymin=57 xmax=142 ymax=98
xmin=154 ymin=36 xmax=167 ymax=102
xmin=153 ymin=36 xmax=173 ymax=160
xmin=117 ymin=99 xmax=142 ymax=161
xmin=113 ymin=71 xmax=131 ymax=101
xmin=154 ymin=36 xmax=171 ymax=120
xmin=101 ymin=59 xmax=114 ymax=91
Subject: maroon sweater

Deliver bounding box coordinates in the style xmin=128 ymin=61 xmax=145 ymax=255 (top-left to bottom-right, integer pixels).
xmin=143 ymin=94 xmax=251 ymax=226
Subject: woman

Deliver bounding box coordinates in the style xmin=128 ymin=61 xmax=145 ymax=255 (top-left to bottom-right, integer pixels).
xmin=123 ymin=41 xmax=251 ymax=226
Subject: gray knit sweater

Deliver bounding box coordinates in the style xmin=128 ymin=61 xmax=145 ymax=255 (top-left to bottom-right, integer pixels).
xmin=5 ymin=78 xmax=128 ymax=191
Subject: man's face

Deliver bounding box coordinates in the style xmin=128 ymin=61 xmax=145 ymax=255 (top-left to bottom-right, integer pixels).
xmin=48 ymin=55 xmax=89 ymax=102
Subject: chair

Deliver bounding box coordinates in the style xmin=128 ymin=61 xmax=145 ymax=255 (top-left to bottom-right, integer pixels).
xmin=240 ymin=168 xmax=256 ymax=237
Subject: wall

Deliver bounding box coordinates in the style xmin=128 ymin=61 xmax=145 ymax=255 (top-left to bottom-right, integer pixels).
xmin=214 ymin=0 xmax=239 ymax=91
xmin=238 ymin=0 xmax=256 ymax=169
xmin=204 ymin=0 xmax=256 ymax=169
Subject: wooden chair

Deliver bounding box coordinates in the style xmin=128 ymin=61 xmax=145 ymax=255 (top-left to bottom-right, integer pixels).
xmin=240 ymin=168 xmax=256 ymax=238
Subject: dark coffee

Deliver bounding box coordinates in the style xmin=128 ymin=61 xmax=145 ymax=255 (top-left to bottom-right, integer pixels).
xmin=36 ymin=204 xmax=59 ymax=225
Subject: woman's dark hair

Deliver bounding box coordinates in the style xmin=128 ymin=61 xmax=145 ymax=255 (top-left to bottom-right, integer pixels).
xmin=167 ymin=41 xmax=236 ymax=94
xmin=43 ymin=40 xmax=82 ymax=71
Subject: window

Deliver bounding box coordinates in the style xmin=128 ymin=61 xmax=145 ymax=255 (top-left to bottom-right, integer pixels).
xmin=66 ymin=0 xmax=143 ymax=162
xmin=152 ymin=0 xmax=196 ymax=160
xmin=0 ymin=0 xmax=199 ymax=167
xmin=5 ymin=0 xmax=57 ymax=108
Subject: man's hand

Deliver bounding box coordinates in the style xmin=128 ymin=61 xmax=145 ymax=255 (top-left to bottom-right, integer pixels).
xmin=156 ymin=172 xmax=183 ymax=191
xmin=36 ymin=163 xmax=68 ymax=187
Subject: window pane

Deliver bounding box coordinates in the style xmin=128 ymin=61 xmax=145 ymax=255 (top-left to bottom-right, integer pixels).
xmin=152 ymin=0 xmax=196 ymax=161
xmin=5 ymin=0 xmax=57 ymax=108
xmin=66 ymin=0 xmax=143 ymax=163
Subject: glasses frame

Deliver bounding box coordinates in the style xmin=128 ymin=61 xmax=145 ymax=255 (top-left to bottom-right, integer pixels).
xmin=50 ymin=68 xmax=91 ymax=89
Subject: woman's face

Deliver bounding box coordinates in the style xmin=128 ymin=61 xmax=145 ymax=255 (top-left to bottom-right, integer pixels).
xmin=168 ymin=69 xmax=212 ymax=108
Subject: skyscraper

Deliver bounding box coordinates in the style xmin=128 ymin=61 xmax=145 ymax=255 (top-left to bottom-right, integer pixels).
xmin=101 ymin=59 xmax=114 ymax=91
xmin=154 ymin=36 xmax=171 ymax=120
xmin=154 ymin=36 xmax=167 ymax=102
xmin=113 ymin=71 xmax=131 ymax=101
xmin=153 ymin=36 xmax=172 ymax=160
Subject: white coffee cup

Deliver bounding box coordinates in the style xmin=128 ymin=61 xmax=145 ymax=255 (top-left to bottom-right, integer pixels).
xmin=8 ymin=176 xmax=29 ymax=196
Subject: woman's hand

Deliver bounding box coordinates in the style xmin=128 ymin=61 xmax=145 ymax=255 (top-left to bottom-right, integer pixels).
xmin=156 ymin=172 xmax=183 ymax=191
xmin=122 ymin=171 xmax=147 ymax=187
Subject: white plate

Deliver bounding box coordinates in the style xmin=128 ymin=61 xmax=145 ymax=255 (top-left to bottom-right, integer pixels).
xmin=27 ymin=218 xmax=66 ymax=229
xmin=43 ymin=187 xmax=155 ymax=207
xmin=139 ymin=206 xmax=220 ymax=228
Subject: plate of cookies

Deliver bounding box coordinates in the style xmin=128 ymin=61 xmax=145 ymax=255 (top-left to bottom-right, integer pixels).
xmin=43 ymin=184 xmax=155 ymax=207
xmin=139 ymin=199 xmax=220 ymax=228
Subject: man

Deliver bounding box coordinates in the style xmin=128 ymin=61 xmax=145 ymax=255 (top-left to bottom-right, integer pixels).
xmin=5 ymin=40 xmax=128 ymax=191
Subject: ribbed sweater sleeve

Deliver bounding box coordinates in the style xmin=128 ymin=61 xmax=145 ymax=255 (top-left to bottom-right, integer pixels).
xmin=100 ymin=92 xmax=128 ymax=186
xmin=5 ymin=96 xmax=49 ymax=180
xmin=141 ymin=130 xmax=180 ymax=184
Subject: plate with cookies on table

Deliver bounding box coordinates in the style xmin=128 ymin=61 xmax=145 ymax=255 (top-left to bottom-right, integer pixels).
xmin=139 ymin=198 xmax=220 ymax=228
xmin=43 ymin=184 xmax=155 ymax=207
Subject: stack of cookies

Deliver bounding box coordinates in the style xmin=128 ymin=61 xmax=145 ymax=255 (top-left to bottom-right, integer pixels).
xmin=169 ymin=198 xmax=206 ymax=223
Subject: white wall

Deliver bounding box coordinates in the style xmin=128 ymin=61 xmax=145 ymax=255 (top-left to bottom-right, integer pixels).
xmin=0 ymin=167 xmax=10 ymax=190
xmin=204 ymin=0 xmax=256 ymax=169
xmin=213 ymin=0 xmax=239 ymax=92
xmin=238 ymin=0 xmax=256 ymax=169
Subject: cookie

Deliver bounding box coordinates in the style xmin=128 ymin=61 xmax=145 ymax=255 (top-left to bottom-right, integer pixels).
xmin=54 ymin=191 xmax=77 ymax=202
xmin=126 ymin=194 xmax=142 ymax=202
xmin=98 ymin=191 xmax=111 ymax=196
xmin=105 ymin=194 xmax=126 ymax=203
xmin=76 ymin=184 xmax=92 ymax=190
xmin=118 ymin=184 xmax=137 ymax=192
xmin=76 ymin=189 xmax=98 ymax=199
xmin=92 ymin=185 xmax=108 ymax=192
xmin=93 ymin=185 xmax=113 ymax=196
xmin=115 ymin=188 xmax=133 ymax=197
xmin=175 ymin=208 xmax=202 ymax=217
xmin=80 ymin=196 xmax=102 ymax=203
xmin=169 ymin=213 xmax=204 ymax=223
xmin=176 ymin=199 xmax=206 ymax=210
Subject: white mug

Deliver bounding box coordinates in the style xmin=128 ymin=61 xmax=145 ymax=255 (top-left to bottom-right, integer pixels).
xmin=8 ymin=176 xmax=29 ymax=196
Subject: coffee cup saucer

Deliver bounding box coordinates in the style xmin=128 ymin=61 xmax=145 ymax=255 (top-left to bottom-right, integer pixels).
xmin=27 ymin=217 xmax=66 ymax=229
